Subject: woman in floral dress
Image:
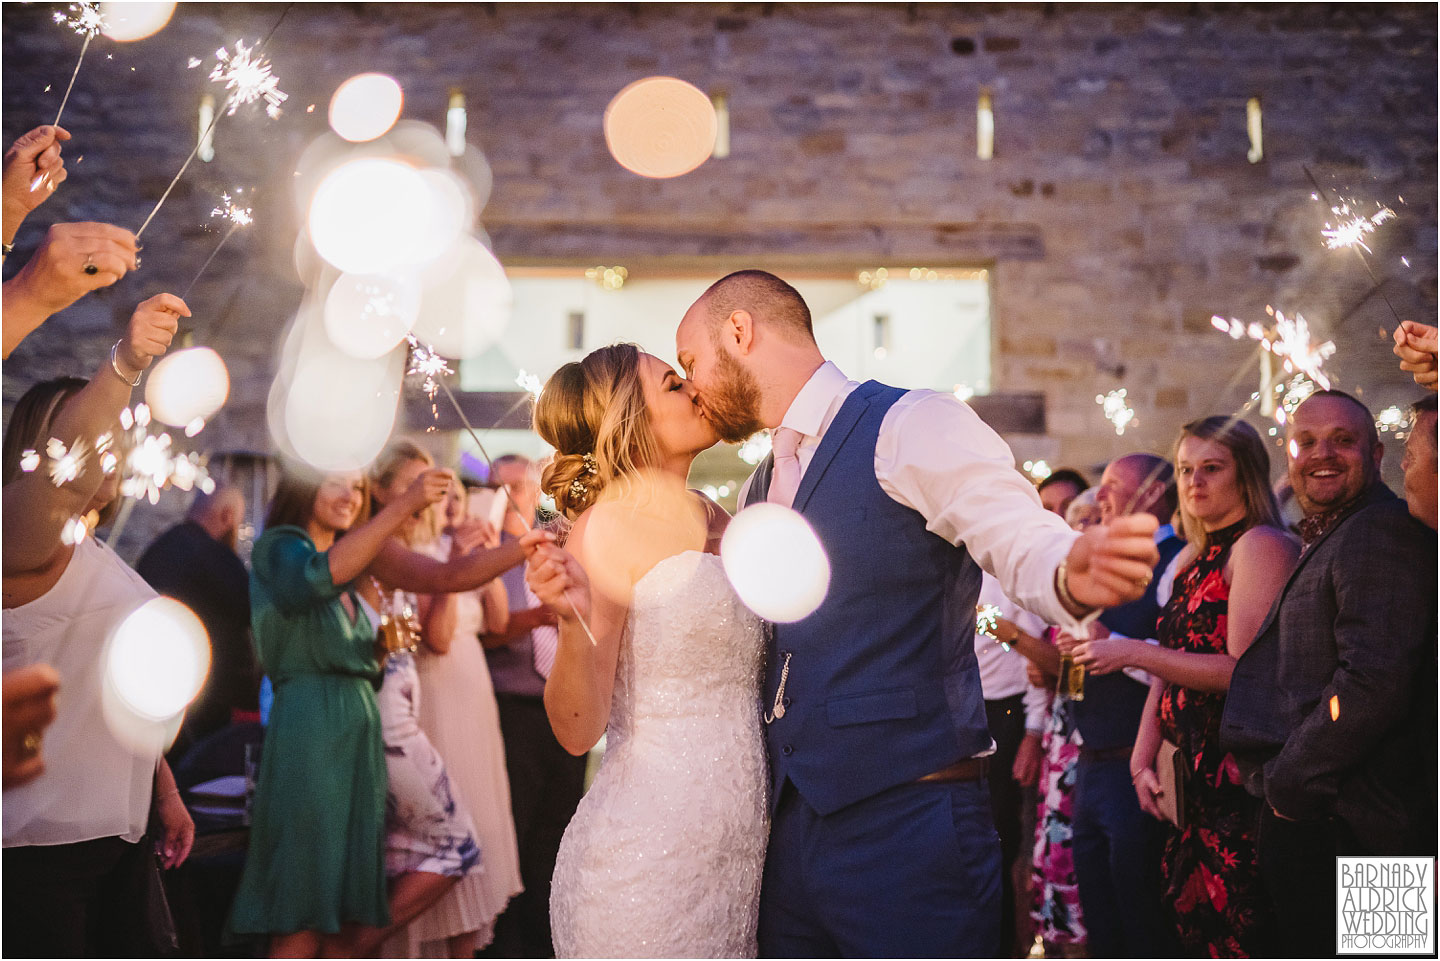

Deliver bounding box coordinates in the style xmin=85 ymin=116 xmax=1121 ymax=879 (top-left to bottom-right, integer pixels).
xmin=1073 ymin=417 xmax=1298 ymax=956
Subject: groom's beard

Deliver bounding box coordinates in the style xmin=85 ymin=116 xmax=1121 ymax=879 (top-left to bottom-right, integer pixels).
xmin=702 ymin=349 xmax=766 ymax=444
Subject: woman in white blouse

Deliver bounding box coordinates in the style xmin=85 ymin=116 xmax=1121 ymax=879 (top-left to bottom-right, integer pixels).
xmin=2 ymin=295 xmax=195 ymax=955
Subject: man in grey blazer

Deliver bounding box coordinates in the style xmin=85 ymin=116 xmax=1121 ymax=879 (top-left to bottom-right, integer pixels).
xmin=1221 ymin=391 xmax=1436 ymax=957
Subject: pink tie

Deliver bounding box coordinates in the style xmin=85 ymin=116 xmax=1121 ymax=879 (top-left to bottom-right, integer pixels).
xmin=767 ymin=427 xmax=804 ymax=509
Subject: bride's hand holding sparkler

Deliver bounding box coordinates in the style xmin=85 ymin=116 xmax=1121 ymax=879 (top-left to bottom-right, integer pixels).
xmin=1393 ymin=321 xmax=1437 ymax=392
xmin=523 ymin=532 xmax=593 ymax=626
xmin=1058 ymin=513 xmax=1161 ymax=613
xmin=2 ymin=124 xmax=69 ymax=242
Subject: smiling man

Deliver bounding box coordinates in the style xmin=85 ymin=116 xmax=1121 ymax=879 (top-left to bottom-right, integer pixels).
xmin=1221 ymin=390 xmax=1436 ymax=957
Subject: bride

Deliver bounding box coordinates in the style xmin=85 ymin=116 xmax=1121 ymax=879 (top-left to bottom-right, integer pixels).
xmin=519 ymin=343 xmax=768 ymax=958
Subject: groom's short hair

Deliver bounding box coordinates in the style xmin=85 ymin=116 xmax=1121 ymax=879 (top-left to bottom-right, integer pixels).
xmin=702 ymin=270 xmax=815 ymax=343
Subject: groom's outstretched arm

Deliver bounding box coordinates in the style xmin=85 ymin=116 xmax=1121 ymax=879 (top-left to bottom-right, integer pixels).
xmin=873 ymin=390 xmax=1154 ymax=625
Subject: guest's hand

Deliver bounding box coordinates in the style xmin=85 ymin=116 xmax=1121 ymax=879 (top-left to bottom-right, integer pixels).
xmin=510 ymin=605 xmax=559 ymax=632
xmin=1 ymin=664 xmax=60 ymax=789
xmin=1133 ymin=767 xmax=1164 ymax=820
xmin=447 ymin=517 xmax=495 ymax=558
xmin=1012 ymin=732 xmax=1043 ymax=788
xmin=1393 ymin=321 xmax=1438 ymax=391
xmin=1062 ymin=515 xmax=1160 ymax=611
xmin=115 ymin=292 xmax=187 ymax=378
xmin=1024 ymin=659 xmax=1055 ymax=689
xmin=525 ymin=540 xmax=591 ymax=624
xmin=156 ymin=787 xmax=195 ymax=868
xmin=2 ymin=124 xmax=70 ymax=234
xmin=7 ymin=222 xmax=140 ymax=313
xmin=1072 ymin=635 xmax=1134 ymax=675
xmin=398 ymin=467 xmax=451 ymax=517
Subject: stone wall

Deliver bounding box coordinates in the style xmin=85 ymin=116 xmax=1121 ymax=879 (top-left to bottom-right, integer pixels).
xmin=3 ymin=2 xmax=1435 ymax=558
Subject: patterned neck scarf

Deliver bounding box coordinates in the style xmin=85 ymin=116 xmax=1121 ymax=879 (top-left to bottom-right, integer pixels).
xmin=1297 ymin=484 xmax=1373 ymax=549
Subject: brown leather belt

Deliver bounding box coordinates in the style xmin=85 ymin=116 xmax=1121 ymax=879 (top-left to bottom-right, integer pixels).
xmin=916 ymin=757 xmax=990 ymax=783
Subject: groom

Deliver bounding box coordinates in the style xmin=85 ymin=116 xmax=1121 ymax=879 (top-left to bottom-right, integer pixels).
xmin=676 ymin=270 xmax=1161 ymax=957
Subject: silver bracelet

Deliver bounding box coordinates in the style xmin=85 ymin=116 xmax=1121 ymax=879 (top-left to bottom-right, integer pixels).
xmin=110 ymin=341 xmax=141 ymax=387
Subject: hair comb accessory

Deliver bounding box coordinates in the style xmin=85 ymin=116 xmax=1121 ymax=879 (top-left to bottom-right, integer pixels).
xmin=582 ymin=452 xmax=598 ymax=475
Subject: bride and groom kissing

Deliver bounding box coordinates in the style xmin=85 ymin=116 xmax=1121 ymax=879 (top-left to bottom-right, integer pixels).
xmin=518 ymin=270 xmax=1160 ymax=958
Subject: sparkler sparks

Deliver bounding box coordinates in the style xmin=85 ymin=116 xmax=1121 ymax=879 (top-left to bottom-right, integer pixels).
xmin=975 ymin=604 xmax=1002 ymax=640
xmin=1376 ymin=405 xmax=1408 ymax=436
xmin=19 ymin=450 xmax=41 ymax=473
xmin=210 ymin=40 xmax=288 ymax=118
xmin=515 ymin=369 xmax=543 ymax=401
xmin=210 ymin=191 xmax=254 ymax=227
xmin=405 ymin=335 xmax=452 ymax=401
xmin=1321 ymin=202 xmax=1396 ymax=253
xmin=1212 ymin=311 xmax=1336 ymax=392
xmin=116 ymin=404 xmax=214 ymax=505
xmin=46 ymin=437 xmax=87 ymax=486
xmin=53 ymin=1 xmax=105 ymax=37
xmin=1096 ymin=389 xmax=1136 ymax=435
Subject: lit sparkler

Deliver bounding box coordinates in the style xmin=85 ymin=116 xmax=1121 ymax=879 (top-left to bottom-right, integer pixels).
xmin=1096 ymin=388 xmax=1136 ymax=435
xmin=406 ymin=335 xmax=453 ymax=402
xmin=134 ymin=6 xmax=291 ymax=239
xmin=19 ymin=449 xmax=41 ymax=473
xmin=47 ymin=1 xmax=106 ymax=134
xmin=1023 ymin=459 xmax=1052 ymax=481
xmin=1321 ymin=203 xmax=1396 ymax=254
xmin=515 ymin=369 xmax=543 ymax=401
xmin=1376 ymin=405 xmax=1407 ymax=435
xmin=1211 ymin=310 xmax=1335 ymax=392
xmin=45 ymin=437 xmax=87 ymax=486
xmin=209 ymin=40 xmax=288 ymax=119
xmin=975 ymin=603 xmax=1002 ymax=639
xmin=180 ymin=189 xmax=256 ymax=299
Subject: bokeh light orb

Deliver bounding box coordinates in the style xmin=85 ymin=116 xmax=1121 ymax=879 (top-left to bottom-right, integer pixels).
xmin=720 ymin=503 xmax=831 ymax=623
xmin=411 ymin=236 xmax=512 ymax=358
xmin=603 ymin=76 xmax=717 ymax=179
xmin=323 ymin=272 xmax=422 ymax=359
xmin=100 ymin=1 xmax=176 ymax=41
xmin=578 ymin=471 xmax=707 ymax=603
xmin=283 ymin=349 xmax=402 ymax=472
xmin=308 ymin=158 xmax=457 ymax=276
xmin=328 ymin=73 xmax=404 ymax=143
xmin=106 ymin=597 xmax=211 ymax=722
xmin=144 ymin=346 xmax=230 ymax=428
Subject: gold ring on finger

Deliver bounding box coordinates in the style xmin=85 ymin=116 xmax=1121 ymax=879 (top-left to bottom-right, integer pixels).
xmin=20 ymin=731 xmax=41 ymax=757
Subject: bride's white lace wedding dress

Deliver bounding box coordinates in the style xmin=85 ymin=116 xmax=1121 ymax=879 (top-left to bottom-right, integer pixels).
xmin=550 ymin=550 xmax=769 ymax=958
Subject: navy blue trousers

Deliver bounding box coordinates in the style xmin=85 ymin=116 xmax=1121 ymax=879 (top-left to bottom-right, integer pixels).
xmin=758 ymin=777 xmax=1001 ymax=958
xmin=1071 ymin=755 xmax=1177 ymax=958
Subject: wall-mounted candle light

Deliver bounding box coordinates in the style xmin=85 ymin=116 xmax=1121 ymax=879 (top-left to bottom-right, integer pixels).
xmin=198 ymin=94 xmax=215 ymax=162
xmin=1246 ymin=96 xmax=1263 ymax=164
xmin=710 ymin=90 xmax=730 ymax=158
xmin=446 ymin=88 xmax=467 ymax=157
xmin=977 ymin=89 xmax=994 ymax=160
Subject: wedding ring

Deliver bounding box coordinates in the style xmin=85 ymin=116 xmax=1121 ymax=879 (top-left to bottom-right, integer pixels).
xmin=82 ymin=254 xmax=98 ymax=276
xmin=20 ymin=731 xmax=40 ymax=758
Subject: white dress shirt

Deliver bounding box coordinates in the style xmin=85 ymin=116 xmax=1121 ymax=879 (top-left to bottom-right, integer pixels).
xmin=974 ymin=573 xmax=1051 ymax=734
xmin=739 ymin=361 xmax=1081 ymax=628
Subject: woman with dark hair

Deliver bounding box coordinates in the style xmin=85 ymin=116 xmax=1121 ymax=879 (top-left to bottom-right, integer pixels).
xmin=228 ymin=457 xmax=523 ymax=958
xmin=2 ymin=296 xmax=193 ymax=955
xmin=1073 ymin=416 xmax=1299 ymax=956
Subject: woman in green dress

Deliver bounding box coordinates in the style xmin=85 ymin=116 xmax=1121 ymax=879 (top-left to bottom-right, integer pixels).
xmin=228 ymin=463 xmax=523 ymax=957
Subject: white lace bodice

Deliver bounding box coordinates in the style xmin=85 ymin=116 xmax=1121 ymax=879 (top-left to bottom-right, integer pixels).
xmin=550 ymin=550 xmax=770 ymax=958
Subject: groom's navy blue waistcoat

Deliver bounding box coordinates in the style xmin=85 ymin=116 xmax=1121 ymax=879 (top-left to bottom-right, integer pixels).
xmin=744 ymin=381 xmax=991 ymax=816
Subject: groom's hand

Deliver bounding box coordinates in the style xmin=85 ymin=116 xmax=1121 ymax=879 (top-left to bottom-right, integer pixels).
xmin=1061 ymin=515 xmax=1160 ymax=612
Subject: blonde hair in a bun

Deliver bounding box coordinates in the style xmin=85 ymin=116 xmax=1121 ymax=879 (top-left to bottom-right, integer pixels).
xmin=534 ymin=344 xmax=661 ymax=521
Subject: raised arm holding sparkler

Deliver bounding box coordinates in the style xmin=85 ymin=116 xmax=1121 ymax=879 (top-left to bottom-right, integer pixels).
xmin=2 ymin=292 xmax=186 ymax=576
xmin=1393 ymin=320 xmax=1438 ymax=391
xmin=3 ymin=124 xmax=69 ymax=248
xmin=2 ymin=222 xmax=140 ymax=358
